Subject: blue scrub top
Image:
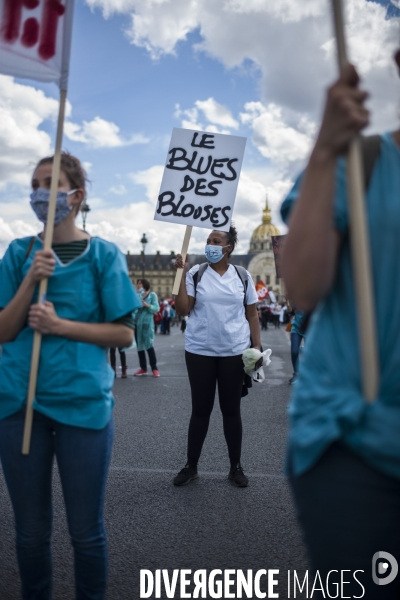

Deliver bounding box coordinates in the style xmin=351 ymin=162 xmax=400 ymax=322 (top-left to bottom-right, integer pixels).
xmin=281 ymin=133 xmax=400 ymax=479
xmin=0 ymin=236 xmax=142 ymax=429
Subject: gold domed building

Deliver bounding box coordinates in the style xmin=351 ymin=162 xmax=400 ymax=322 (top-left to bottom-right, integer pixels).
xmin=249 ymin=198 xmax=281 ymax=253
xmin=244 ymin=197 xmax=284 ymax=299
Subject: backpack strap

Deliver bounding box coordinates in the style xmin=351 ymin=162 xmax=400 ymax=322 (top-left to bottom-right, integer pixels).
xmin=233 ymin=265 xmax=249 ymax=306
xmin=361 ymin=134 xmax=381 ymax=190
xmin=192 ymin=262 xmax=209 ymax=296
xmin=192 ymin=262 xmax=249 ymax=307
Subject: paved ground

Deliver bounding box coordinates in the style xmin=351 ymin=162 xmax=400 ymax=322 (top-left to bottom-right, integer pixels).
xmin=0 ymin=324 xmax=309 ymax=599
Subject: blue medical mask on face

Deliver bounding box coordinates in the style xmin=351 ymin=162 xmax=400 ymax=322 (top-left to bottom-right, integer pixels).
xmin=30 ymin=188 xmax=77 ymax=226
xmin=204 ymin=244 xmax=229 ymax=264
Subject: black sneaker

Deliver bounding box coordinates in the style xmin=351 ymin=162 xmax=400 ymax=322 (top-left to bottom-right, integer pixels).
xmin=173 ymin=464 xmax=199 ymax=486
xmin=228 ymin=464 xmax=249 ymax=487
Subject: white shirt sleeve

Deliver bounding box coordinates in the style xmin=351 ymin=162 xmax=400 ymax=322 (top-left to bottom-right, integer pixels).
xmin=245 ymin=271 xmax=259 ymax=305
xmin=185 ymin=265 xmax=200 ymax=299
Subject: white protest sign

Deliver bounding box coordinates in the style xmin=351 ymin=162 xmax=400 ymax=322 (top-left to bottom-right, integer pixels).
xmin=0 ymin=0 xmax=75 ymax=90
xmin=154 ymin=128 xmax=246 ymax=232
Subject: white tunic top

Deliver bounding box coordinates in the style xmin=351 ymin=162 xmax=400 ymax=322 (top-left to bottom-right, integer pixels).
xmin=185 ymin=264 xmax=258 ymax=357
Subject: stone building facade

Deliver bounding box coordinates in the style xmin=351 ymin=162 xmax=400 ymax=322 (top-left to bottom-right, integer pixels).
xmin=126 ymin=250 xmax=177 ymax=299
xmin=126 ymin=197 xmax=285 ymax=300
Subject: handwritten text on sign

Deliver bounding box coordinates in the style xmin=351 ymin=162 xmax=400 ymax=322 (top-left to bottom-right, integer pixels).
xmin=0 ymin=0 xmax=69 ymax=85
xmin=0 ymin=0 xmax=64 ymax=59
xmin=155 ymin=128 xmax=246 ymax=231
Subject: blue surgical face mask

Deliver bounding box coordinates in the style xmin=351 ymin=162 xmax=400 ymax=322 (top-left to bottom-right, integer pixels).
xmin=30 ymin=188 xmax=77 ymax=226
xmin=204 ymin=244 xmax=229 ymax=264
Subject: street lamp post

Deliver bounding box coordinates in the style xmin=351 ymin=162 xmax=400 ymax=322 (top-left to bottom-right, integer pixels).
xmin=80 ymin=200 xmax=91 ymax=231
xmin=140 ymin=233 xmax=148 ymax=279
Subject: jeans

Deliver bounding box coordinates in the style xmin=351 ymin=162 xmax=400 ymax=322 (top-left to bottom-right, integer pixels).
xmin=0 ymin=410 xmax=114 ymax=600
xmin=290 ymin=332 xmax=303 ymax=375
xmin=289 ymin=442 xmax=400 ymax=599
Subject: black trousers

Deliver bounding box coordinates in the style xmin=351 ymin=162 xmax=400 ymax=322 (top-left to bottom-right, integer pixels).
xmin=138 ymin=347 xmax=157 ymax=371
xmin=109 ymin=347 xmax=126 ymax=368
xmin=185 ymin=351 xmax=244 ymax=467
xmin=289 ymin=442 xmax=400 ymax=599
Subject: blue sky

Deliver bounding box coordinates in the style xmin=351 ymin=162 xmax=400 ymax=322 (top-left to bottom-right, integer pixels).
xmin=0 ymin=0 xmax=399 ymax=256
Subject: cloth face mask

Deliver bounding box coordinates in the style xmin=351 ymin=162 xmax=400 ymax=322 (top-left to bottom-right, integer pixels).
xmin=30 ymin=188 xmax=77 ymax=226
xmin=204 ymin=244 xmax=229 ymax=264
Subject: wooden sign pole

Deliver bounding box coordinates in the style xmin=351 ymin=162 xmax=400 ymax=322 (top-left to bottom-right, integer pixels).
xmin=22 ymin=89 xmax=68 ymax=454
xmin=331 ymin=0 xmax=379 ymax=403
xmin=172 ymin=225 xmax=192 ymax=295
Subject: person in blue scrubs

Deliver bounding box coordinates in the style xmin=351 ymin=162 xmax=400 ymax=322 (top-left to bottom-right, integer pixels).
xmin=0 ymin=153 xmax=141 ymax=600
xmin=281 ymin=51 xmax=400 ymax=598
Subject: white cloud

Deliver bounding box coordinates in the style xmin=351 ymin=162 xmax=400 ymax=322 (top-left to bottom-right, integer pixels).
xmin=86 ymin=0 xmax=138 ymax=18
xmin=87 ymin=0 xmax=198 ymax=57
xmin=130 ymin=165 xmax=164 ymax=203
xmin=64 ymin=116 xmax=149 ymax=148
xmin=195 ymin=98 xmax=239 ymax=129
xmin=0 ymin=75 xmax=147 ymax=199
xmin=227 ymin=0 xmax=324 ymax=21
xmin=0 ymin=212 xmax=38 ymax=257
xmin=174 ymin=100 xmax=237 ymax=135
xmin=0 ymin=76 xmax=60 ymax=189
xmin=241 ymin=102 xmax=315 ymax=170
xmin=127 ymin=0 xmax=198 ymax=59
xmin=87 ymin=0 xmax=400 ymax=131
xmin=109 ymin=184 xmax=127 ymax=195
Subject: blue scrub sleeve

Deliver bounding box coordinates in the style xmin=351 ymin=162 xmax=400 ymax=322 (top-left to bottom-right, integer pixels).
xmin=0 ymin=242 xmax=23 ymax=309
xmin=280 ymin=158 xmax=348 ymax=235
xmin=99 ymin=247 xmax=142 ymax=322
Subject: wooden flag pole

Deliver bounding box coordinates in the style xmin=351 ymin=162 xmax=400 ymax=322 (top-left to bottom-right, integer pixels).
xmin=172 ymin=225 xmax=193 ymax=295
xmin=22 ymin=89 xmax=68 ymax=454
xmin=331 ymin=0 xmax=379 ymax=403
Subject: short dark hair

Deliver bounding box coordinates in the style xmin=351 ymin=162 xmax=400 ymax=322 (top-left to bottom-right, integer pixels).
xmin=141 ymin=278 xmax=151 ymax=291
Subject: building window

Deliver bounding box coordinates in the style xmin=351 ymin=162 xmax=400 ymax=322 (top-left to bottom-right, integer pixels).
xmin=158 ymin=279 xmax=161 ymax=284
xmin=158 ymin=287 xmax=161 ymax=294
xmin=166 ymin=287 xmax=169 ymax=295
xmin=266 ymin=275 xmax=270 ymax=285
xmin=275 ymin=276 xmax=280 ymax=285
xmin=256 ymin=275 xmax=260 ymax=284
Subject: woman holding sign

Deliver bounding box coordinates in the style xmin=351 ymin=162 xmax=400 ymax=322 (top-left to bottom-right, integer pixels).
xmin=0 ymin=152 xmax=141 ymax=599
xmin=281 ymin=52 xmax=400 ymax=598
xmin=173 ymin=225 xmax=260 ymax=487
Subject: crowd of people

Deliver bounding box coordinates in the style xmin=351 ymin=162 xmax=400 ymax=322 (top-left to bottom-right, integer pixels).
xmin=1 ymin=44 xmax=400 ymax=600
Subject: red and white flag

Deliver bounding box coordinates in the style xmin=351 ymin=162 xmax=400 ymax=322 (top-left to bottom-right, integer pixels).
xmin=0 ymin=0 xmax=75 ymax=90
